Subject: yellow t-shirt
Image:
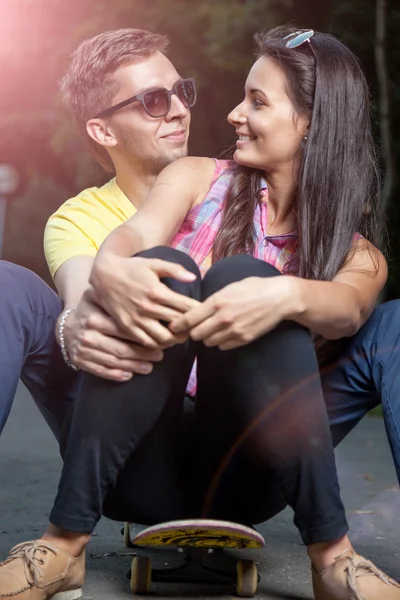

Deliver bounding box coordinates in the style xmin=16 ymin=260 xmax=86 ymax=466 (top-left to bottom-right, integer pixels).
xmin=44 ymin=178 xmax=136 ymax=278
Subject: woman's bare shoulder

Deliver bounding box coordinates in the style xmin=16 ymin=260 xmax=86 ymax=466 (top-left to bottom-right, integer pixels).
xmin=156 ymin=157 xmax=217 ymax=206
xmin=160 ymin=156 xmax=216 ymax=182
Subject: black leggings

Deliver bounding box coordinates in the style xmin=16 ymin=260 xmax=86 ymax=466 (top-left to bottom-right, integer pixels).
xmin=51 ymin=247 xmax=348 ymax=546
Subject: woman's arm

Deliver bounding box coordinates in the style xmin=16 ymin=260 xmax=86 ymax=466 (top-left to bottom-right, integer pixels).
xmin=288 ymin=238 xmax=388 ymax=339
xmin=88 ymin=156 xmax=215 ymax=339
xmin=93 ymin=156 xmax=215 ymax=262
xmin=170 ymin=238 xmax=387 ymax=351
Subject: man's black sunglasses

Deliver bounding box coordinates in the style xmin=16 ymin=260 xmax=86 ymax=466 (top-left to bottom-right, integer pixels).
xmin=94 ymin=78 xmax=197 ymax=119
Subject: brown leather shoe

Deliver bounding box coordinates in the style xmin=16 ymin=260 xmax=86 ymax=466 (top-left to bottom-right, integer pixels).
xmin=312 ymin=550 xmax=400 ymax=600
xmin=0 ymin=540 xmax=84 ymax=599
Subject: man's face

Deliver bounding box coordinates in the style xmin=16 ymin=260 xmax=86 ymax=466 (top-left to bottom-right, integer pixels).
xmin=104 ymin=52 xmax=192 ymax=176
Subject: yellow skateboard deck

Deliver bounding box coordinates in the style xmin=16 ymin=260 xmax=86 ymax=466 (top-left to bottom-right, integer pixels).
xmin=132 ymin=518 xmax=265 ymax=549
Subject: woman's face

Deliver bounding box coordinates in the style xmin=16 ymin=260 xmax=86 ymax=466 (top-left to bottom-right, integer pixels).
xmin=228 ymin=56 xmax=309 ymax=173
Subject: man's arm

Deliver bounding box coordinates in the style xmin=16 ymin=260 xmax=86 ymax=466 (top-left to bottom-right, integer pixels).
xmin=54 ymin=255 xmax=94 ymax=308
xmin=45 ymin=209 xmax=164 ymax=380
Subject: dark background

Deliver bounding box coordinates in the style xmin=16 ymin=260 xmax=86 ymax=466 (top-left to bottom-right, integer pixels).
xmin=0 ymin=0 xmax=398 ymax=295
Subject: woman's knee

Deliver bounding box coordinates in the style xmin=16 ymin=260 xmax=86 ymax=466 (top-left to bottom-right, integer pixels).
xmin=202 ymin=254 xmax=280 ymax=299
xmin=136 ymin=247 xmax=201 ymax=297
xmin=137 ymin=246 xmax=200 ymax=277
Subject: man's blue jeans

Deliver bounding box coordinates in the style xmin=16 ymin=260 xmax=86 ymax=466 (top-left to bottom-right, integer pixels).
xmin=322 ymin=300 xmax=400 ymax=483
xmin=0 ymin=261 xmax=80 ymax=440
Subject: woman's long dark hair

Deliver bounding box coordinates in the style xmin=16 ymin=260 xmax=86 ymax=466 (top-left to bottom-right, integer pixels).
xmin=213 ymin=25 xmax=383 ymax=282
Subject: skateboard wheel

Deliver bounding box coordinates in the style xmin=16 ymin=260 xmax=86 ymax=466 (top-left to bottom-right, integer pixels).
xmin=236 ymin=560 xmax=258 ymax=597
xmin=123 ymin=522 xmax=135 ymax=548
xmin=130 ymin=555 xmax=152 ymax=594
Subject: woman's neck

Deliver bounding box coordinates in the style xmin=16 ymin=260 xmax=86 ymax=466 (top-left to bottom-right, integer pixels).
xmin=264 ymin=168 xmax=298 ymax=235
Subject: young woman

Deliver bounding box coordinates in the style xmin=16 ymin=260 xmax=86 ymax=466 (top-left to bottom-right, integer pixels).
xmin=2 ymin=27 xmax=400 ymax=600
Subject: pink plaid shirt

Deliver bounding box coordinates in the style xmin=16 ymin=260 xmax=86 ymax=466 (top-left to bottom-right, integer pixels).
xmin=169 ymin=159 xmax=298 ymax=396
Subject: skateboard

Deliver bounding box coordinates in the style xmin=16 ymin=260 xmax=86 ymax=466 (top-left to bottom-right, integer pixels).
xmin=123 ymin=518 xmax=265 ymax=597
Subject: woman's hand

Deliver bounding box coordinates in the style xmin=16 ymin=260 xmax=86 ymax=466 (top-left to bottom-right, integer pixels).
xmin=89 ymin=254 xmax=200 ymax=348
xmin=170 ymin=276 xmax=296 ymax=350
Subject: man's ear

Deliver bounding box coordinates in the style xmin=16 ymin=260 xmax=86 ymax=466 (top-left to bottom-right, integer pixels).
xmin=86 ymin=119 xmax=117 ymax=148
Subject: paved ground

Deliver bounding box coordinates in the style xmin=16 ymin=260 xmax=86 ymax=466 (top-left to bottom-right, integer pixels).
xmin=0 ymin=384 xmax=399 ymax=599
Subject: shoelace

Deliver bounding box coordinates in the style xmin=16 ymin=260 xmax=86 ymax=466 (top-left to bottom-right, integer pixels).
xmin=0 ymin=541 xmax=59 ymax=597
xmin=335 ymin=549 xmax=400 ymax=600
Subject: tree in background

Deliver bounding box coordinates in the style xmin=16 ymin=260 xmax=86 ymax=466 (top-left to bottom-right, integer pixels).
xmin=375 ymin=0 xmax=396 ymax=214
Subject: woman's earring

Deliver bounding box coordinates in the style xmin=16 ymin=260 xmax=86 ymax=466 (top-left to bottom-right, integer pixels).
xmin=304 ymin=135 xmax=308 ymax=141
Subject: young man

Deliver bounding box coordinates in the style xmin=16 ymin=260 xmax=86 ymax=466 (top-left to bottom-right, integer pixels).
xmin=0 ymin=27 xmax=195 ymax=442
xmin=0 ymin=27 xmax=200 ymax=599
xmin=0 ymin=26 xmax=400 ymax=600
xmin=46 ymin=28 xmax=198 ymax=381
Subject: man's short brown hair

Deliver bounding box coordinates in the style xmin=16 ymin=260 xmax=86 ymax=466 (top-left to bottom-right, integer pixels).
xmin=61 ymin=28 xmax=169 ymax=173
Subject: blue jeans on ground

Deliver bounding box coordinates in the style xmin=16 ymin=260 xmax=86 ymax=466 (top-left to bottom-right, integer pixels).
xmin=0 ymin=261 xmax=80 ymax=441
xmin=322 ymin=299 xmax=400 ymax=483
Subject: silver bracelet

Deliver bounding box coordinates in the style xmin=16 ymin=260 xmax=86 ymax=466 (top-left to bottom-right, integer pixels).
xmin=58 ymin=307 xmax=79 ymax=371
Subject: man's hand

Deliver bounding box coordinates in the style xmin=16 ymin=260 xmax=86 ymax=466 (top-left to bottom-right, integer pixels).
xmin=170 ymin=276 xmax=294 ymax=350
xmin=58 ymin=289 xmax=165 ymax=381
xmin=89 ymin=255 xmax=200 ymax=348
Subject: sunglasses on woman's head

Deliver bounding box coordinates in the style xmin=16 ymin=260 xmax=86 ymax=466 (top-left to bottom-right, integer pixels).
xmin=284 ymin=29 xmax=317 ymax=62
xmin=94 ymin=78 xmax=197 ymax=119
xmin=284 ymin=29 xmax=315 ymax=49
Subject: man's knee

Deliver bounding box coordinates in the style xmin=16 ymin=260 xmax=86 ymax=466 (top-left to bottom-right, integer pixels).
xmin=202 ymin=254 xmax=280 ymax=299
xmin=0 ymin=261 xmax=36 ymax=317
xmin=0 ymin=260 xmax=60 ymax=310
xmin=0 ymin=260 xmax=62 ymax=350
xmin=0 ymin=261 xmax=31 ymax=300
xmin=374 ymin=299 xmax=400 ymax=321
xmin=363 ymin=299 xmax=400 ymax=346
